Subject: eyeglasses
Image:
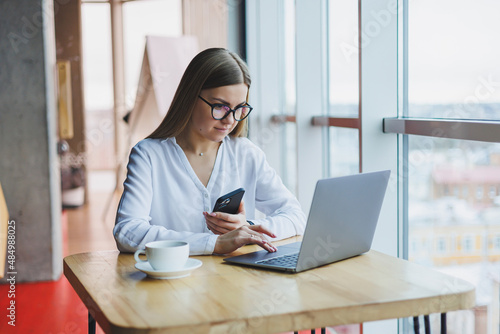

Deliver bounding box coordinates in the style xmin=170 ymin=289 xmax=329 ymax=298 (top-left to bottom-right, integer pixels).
xmin=198 ymin=96 xmax=253 ymax=121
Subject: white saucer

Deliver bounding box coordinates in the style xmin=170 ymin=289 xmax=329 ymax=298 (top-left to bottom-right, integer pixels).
xmin=135 ymin=258 xmax=202 ymax=279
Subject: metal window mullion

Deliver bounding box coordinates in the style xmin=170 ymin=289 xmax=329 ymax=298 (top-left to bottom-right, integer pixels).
xmin=358 ymin=0 xmax=362 ymax=174
xmin=322 ymin=0 xmax=331 ymax=179
xmin=399 ymin=3 xmax=409 ymax=334
xmin=278 ymin=0 xmax=288 ymax=188
xmin=401 ymin=0 xmax=409 ymax=260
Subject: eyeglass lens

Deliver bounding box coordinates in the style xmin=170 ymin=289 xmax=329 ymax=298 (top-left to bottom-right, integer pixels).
xmin=212 ymin=105 xmax=251 ymax=121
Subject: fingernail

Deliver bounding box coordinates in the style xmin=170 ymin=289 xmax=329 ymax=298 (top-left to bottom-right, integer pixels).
xmin=209 ymin=212 xmax=217 ymax=217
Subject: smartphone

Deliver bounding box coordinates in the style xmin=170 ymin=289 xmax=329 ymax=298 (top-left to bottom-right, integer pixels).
xmin=212 ymin=188 xmax=245 ymax=214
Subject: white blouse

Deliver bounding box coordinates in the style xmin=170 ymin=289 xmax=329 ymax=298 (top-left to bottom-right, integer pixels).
xmin=113 ymin=136 xmax=306 ymax=255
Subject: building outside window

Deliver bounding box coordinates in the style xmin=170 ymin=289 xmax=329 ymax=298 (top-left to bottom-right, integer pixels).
xmin=404 ymin=0 xmax=500 ymax=332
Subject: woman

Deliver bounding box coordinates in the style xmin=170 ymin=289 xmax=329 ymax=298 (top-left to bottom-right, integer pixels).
xmin=114 ymin=48 xmax=306 ymax=255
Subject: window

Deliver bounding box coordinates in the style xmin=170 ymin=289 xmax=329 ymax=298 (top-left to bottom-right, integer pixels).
xmin=407 ymin=1 xmax=500 ymax=120
xmin=462 ymin=235 xmax=474 ymax=253
xmin=122 ymin=0 xmax=182 ymax=110
xmin=81 ymin=0 xmax=182 ymax=171
xmin=327 ymin=0 xmax=360 ymax=177
xmin=328 ymin=127 xmax=359 ymax=177
xmin=250 ymin=2 xmax=398 ymax=332
xmin=281 ymin=0 xmax=298 ymax=193
xmin=488 ymin=185 xmax=497 ymax=199
xmin=328 ymin=0 xmax=358 ymax=118
xmin=81 ymin=2 xmax=115 ymax=170
xmin=436 ymin=237 xmax=446 ymax=254
xmin=248 ymin=0 xmax=500 ymax=333
xmin=246 ymin=0 xmax=299 ymax=197
xmin=383 ymin=0 xmax=500 ymax=332
xmin=493 ymin=235 xmax=500 ymax=251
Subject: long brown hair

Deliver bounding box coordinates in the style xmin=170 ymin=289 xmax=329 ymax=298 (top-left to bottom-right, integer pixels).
xmin=148 ymin=48 xmax=252 ymax=139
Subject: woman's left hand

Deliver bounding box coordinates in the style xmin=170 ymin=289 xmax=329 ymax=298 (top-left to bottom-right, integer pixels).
xmin=204 ymin=201 xmax=248 ymax=234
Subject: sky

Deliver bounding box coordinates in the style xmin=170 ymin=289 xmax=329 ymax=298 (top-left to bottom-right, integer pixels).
xmin=408 ymin=0 xmax=500 ymax=104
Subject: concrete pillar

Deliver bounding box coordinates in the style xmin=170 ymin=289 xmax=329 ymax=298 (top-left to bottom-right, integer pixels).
xmin=0 ymin=0 xmax=62 ymax=282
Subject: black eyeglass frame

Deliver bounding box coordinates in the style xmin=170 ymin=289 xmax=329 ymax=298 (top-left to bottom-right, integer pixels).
xmin=198 ymin=95 xmax=253 ymax=121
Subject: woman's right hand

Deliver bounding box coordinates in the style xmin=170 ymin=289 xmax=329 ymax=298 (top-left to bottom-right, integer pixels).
xmin=213 ymin=225 xmax=277 ymax=255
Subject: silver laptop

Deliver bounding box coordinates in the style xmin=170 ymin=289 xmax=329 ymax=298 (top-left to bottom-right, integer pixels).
xmin=223 ymin=170 xmax=390 ymax=273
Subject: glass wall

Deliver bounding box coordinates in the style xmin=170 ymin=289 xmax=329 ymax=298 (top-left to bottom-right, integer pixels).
xmin=328 ymin=0 xmax=359 ymax=118
xmin=325 ymin=1 xmax=362 ymax=333
xmin=281 ymin=0 xmax=297 ymax=194
xmin=408 ymin=0 xmax=500 ymax=119
xmin=407 ymin=137 xmax=500 ymax=333
xmin=82 ymin=4 xmax=113 ymax=112
xmin=81 ymin=3 xmax=115 ymax=170
xmin=327 ymin=0 xmax=360 ymax=177
xmin=249 ymin=0 xmax=500 ymax=332
xmin=328 ymin=127 xmax=359 ymax=177
xmin=406 ymin=0 xmax=500 ymax=332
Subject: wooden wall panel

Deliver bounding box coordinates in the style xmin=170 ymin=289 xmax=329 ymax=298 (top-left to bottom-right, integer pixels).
xmin=182 ymin=0 xmax=228 ymax=50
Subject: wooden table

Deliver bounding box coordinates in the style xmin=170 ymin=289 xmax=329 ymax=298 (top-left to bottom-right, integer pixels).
xmin=63 ymin=238 xmax=475 ymax=334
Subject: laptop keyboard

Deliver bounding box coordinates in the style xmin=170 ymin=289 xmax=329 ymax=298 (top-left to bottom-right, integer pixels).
xmin=256 ymin=253 xmax=299 ymax=267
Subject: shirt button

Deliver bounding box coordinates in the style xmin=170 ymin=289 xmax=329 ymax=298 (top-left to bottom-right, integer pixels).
xmin=204 ymin=193 xmax=208 ymax=198
xmin=205 ymin=207 xmax=210 ymax=211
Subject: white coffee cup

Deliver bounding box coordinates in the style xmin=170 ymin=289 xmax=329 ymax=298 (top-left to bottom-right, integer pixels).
xmin=134 ymin=240 xmax=189 ymax=271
